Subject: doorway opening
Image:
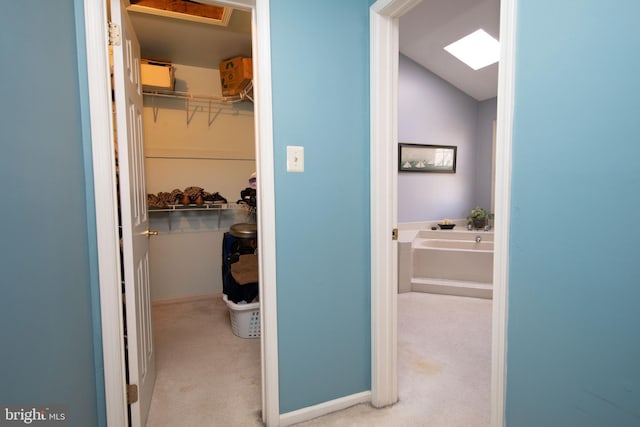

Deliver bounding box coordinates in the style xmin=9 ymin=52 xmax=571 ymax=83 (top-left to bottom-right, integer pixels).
xmin=394 ymin=1 xmax=498 ymax=423
xmin=85 ymin=0 xmax=279 ymax=425
xmin=115 ymin=3 xmax=260 ymax=425
xmin=370 ymin=0 xmax=515 ymax=425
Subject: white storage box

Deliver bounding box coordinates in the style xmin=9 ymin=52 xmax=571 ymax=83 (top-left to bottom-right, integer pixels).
xmin=223 ymin=294 xmax=260 ymax=338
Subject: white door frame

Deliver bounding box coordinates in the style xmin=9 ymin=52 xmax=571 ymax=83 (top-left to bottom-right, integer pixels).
xmin=82 ymin=0 xmax=280 ymax=425
xmin=369 ymin=0 xmax=516 ymax=425
xmin=490 ymin=1 xmax=517 ymax=424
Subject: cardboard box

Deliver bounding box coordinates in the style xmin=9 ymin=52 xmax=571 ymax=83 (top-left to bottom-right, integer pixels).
xmin=141 ymin=59 xmax=175 ymax=91
xmin=219 ymin=56 xmax=252 ymax=96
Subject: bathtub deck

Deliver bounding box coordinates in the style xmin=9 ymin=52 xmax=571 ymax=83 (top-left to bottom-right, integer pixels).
xmin=411 ymin=277 xmax=493 ymax=299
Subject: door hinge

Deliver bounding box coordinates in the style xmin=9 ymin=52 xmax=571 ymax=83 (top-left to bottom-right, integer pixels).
xmin=108 ymin=22 xmax=121 ymax=46
xmin=392 ymin=228 xmax=398 ymax=241
xmin=127 ymin=384 xmax=138 ymax=404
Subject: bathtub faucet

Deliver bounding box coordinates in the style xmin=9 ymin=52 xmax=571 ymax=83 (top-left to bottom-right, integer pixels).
xmin=475 ymin=235 xmax=482 ymax=243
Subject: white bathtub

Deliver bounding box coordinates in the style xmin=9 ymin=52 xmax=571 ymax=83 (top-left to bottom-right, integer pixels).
xmin=410 ymin=229 xmax=494 ymax=298
xmin=417 ymin=238 xmax=494 ymax=252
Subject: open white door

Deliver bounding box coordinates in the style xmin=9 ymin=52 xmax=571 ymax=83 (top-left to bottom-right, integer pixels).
xmin=110 ymin=0 xmax=156 ymax=425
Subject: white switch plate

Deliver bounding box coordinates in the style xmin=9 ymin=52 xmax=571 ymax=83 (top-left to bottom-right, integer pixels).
xmin=287 ymin=145 xmax=304 ymax=172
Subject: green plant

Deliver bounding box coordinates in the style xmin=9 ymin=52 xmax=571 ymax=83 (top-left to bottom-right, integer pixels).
xmin=467 ymin=206 xmax=488 ymax=222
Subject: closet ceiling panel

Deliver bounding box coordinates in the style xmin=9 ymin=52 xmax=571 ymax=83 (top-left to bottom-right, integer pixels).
xmin=129 ymin=6 xmax=252 ymax=69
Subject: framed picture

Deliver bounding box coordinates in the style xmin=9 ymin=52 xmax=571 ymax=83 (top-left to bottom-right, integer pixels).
xmin=398 ymin=143 xmax=457 ymax=173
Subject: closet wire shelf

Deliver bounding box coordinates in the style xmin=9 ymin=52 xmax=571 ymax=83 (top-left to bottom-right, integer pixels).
xmin=149 ymin=203 xmax=255 ymax=231
xmin=143 ymin=81 xmax=254 ymax=125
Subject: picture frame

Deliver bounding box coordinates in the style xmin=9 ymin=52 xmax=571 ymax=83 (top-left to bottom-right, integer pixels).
xmin=398 ymin=143 xmax=457 ymax=173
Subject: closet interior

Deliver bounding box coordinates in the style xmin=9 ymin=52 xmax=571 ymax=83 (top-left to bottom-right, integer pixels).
xmin=121 ymin=1 xmax=261 ymax=422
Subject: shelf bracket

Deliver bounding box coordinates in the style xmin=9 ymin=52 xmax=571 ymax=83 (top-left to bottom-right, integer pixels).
xmin=208 ymin=100 xmax=222 ymax=127
xmin=151 ymin=95 xmax=159 ymax=123
xmin=186 ymin=98 xmax=199 ymax=126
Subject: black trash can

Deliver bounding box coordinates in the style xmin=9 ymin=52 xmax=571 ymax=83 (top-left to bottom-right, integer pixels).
xmin=222 ymin=223 xmax=258 ymax=304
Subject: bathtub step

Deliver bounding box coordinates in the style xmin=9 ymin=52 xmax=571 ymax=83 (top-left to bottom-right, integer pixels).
xmin=411 ymin=277 xmax=493 ymax=299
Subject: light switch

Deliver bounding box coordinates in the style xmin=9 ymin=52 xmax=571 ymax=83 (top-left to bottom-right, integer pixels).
xmin=287 ymin=146 xmax=304 ymax=172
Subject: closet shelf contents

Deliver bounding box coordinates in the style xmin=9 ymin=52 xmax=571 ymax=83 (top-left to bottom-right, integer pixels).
xmin=147 ymin=187 xmax=254 ymax=230
xmin=148 ymin=187 xmax=227 ymax=208
xmin=148 ymin=203 xmax=250 ymax=213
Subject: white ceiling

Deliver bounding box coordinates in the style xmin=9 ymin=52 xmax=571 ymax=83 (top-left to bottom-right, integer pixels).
xmin=400 ymin=0 xmax=500 ymax=101
xmin=128 ymin=7 xmax=252 ymax=69
xmin=129 ymin=0 xmax=499 ymax=101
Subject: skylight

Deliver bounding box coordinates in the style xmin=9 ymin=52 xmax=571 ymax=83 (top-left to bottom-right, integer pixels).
xmin=444 ymin=29 xmax=500 ymax=70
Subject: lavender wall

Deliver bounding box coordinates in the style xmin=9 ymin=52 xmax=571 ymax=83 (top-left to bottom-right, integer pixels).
xmin=398 ymin=54 xmax=496 ymax=223
xmin=475 ymin=97 xmax=497 ymax=210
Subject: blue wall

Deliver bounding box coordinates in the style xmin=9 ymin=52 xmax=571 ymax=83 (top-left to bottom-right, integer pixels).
xmin=270 ymin=0 xmax=372 ymax=413
xmin=12 ymin=1 xmax=639 ymax=424
xmin=1 ymin=0 xmax=373 ymax=421
xmin=0 ymin=1 xmax=104 ymax=425
xmin=507 ymin=1 xmax=640 ymax=426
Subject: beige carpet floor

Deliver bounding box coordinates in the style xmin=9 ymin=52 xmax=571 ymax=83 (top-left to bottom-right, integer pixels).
xmin=147 ymin=296 xmax=263 ymax=426
xmin=147 ymin=292 xmax=492 ymax=426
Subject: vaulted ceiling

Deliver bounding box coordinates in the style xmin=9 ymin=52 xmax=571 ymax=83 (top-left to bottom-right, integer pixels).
xmin=400 ymin=0 xmax=500 ymax=101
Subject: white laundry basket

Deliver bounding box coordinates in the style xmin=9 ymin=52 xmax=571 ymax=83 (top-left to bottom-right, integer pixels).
xmin=223 ymin=294 xmax=260 ymax=338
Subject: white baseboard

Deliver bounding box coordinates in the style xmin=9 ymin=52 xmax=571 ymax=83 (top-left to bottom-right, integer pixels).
xmin=279 ymin=391 xmax=372 ymax=426
xmin=151 ymin=292 xmax=220 ymax=306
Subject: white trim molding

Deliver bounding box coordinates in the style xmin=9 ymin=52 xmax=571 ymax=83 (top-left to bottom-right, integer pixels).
xmin=252 ymin=0 xmax=280 ymax=425
xmin=369 ymin=0 xmax=422 ymax=409
xmin=371 ymin=0 xmax=421 ymax=16
xmin=83 ymin=1 xmax=128 ymax=425
xmin=491 ymin=0 xmax=517 ymax=425
xmin=279 ymin=392 xmax=372 ymax=426
xmin=369 ymin=4 xmax=398 ymax=409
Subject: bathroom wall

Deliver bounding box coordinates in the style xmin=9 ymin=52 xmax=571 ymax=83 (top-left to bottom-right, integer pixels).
xmin=144 ymin=63 xmax=256 ymax=301
xmin=474 ymin=97 xmax=497 ymax=210
xmin=0 ymin=0 xmax=103 ymax=424
xmin=398 ymin=54 xmax=496 ymax=223
xmin=507 ymin=1 xmax=640 ymax=425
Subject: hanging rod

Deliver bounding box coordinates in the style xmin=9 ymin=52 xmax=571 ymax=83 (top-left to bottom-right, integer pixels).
xmin=143 ymin=89 xmax=244 ymax=104
xmin=143 ymin=82 xmax=254 ymax=105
